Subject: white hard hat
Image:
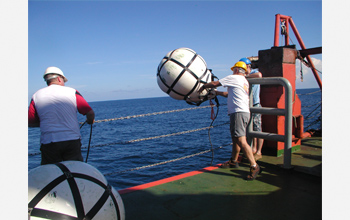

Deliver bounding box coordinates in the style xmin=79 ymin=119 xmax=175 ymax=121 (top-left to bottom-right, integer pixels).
xmin=43 ymin=66 xmax=68 ymax=82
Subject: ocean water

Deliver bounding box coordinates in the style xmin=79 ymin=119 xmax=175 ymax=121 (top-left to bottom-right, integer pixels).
xmin=28 ymin=88 xmax=321 ymax=190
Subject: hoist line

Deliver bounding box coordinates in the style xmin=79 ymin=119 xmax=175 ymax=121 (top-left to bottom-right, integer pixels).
xmin=208 ymin=99 xmax=220 ymax=166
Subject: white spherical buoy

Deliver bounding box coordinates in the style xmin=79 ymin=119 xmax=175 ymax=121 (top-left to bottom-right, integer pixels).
xmin=28 ymin=161 xmax=125 ymax=220
xmin=157 ymin=48 xmax=215 ymax=105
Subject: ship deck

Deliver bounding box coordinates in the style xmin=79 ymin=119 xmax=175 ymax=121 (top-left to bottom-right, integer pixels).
xmin=119 ymin=137 xmax=322 ymax=220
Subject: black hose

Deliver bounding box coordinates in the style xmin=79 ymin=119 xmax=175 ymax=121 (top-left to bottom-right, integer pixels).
xmin=85 ymin=123 xmax=93 ymax=163
xmin=80 ymin=121 xmax=93 ymax=163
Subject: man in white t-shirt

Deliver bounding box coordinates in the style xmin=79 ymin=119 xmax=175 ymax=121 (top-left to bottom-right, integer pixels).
xmin=198 ymin=61 xmax=261 ymax=180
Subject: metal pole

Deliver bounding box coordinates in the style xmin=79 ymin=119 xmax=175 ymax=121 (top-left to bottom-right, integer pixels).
xmin=247 ymin=77 xmax=293 ymax=168
xmin=282 ymin=78 xmax=293 ymax=169
xmin=288 ymin=17 xmax=322 ymax=90
xmin=247 ymin=86 xmax=254 ymax=148
xmin=274 ymin=14 xmax=280 ymax=46
xmin=285 ymin=18 xmax=290 ymax=45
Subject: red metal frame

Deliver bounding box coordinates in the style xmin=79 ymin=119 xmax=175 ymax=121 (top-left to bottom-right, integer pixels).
xmin=274 ymin=14 xmax=322 ymax=90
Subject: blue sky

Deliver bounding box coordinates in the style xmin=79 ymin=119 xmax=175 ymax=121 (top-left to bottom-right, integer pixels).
xmin=28 ymin=0 xmax=322 ymax=103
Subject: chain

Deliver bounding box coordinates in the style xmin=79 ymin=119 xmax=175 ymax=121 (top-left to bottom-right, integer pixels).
xmin=28 ymin=102 xmax=230 ymax=177
xmin=28 ymin=105 xmax=225 ymax=156
xmin=82 ymin=126 xmax=212 ymax=149
xmin=103 ymin=143 xmax=232 ymax=176
xmin=304 ymin=115 xmax=322 ymax=130
xmin=81 ymin=123 xmax=229 ymax=150
xmin=304 ymin=103 xmax=322 ymax=120
xmin=91 ymin=105 xmax=215 ymax=124
xmin=297 ymin=90 xmax=321 ymax=96
xmin=296 ymin=55 xmax=322 ymax=75
xmin=303 ymin=101 xmax=322 ymax=130
xmin=295 ymin=89 xmax=322 ymax=131
xmin=302 ymin=101 xmax=322 ymax=108
xmin=305 ymin=111 xmax=322 ymax=120
xmin=29 ymin=122 xmax=230 ymax=155
xmin=28 ymin=152 xmax=41 ymax=156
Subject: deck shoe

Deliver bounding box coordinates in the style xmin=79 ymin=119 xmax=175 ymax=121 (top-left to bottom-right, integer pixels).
xmin=254 ymin=154 xmax=262 ymax=161
xmin=246 ymin=164 xmax=262 ymax=180
xmin=220 ymin=158 xmax=239 ymax=168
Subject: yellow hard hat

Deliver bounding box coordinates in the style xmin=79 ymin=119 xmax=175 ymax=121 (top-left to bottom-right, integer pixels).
xmin=230 ymin=61 xmax=247 ymax=71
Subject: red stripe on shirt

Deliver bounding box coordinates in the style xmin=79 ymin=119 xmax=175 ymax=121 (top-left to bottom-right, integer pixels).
xmin=75 ymin=90 xmax=92 ymax=115
xmin=28 ymin=99 xmax=40 ymax=126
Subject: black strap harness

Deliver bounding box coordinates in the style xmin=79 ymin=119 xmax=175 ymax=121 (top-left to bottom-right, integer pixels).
xmin=28 ymin=162 xmax=122 ymax=220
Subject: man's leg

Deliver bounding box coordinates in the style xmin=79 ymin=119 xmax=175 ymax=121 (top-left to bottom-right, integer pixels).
xmin=235 ymin=136 xmax=256 ymax=166
xmin=256 ymin=138 xmax=264 ymax=155
xmin=231 ymin=142 xmax=241 ymax=162
xmin=253 ymin=111 xmax=263 ymax=159
xmin=252 ymin=138 xmax=257 ymax=154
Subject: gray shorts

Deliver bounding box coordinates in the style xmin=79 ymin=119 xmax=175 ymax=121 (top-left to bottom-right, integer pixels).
xmin=230 ymin=112 xmax=250 ymax=138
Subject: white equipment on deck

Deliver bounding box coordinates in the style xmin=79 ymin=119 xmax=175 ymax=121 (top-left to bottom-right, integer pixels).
xmin=28 ymin=161 xmax=125 ymax=220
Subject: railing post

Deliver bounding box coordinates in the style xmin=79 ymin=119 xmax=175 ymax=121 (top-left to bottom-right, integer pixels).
xmin=282 ymin=77 xmax=292 ymax=169
xmin=247 ymin=77 xmax=293 ymax=168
